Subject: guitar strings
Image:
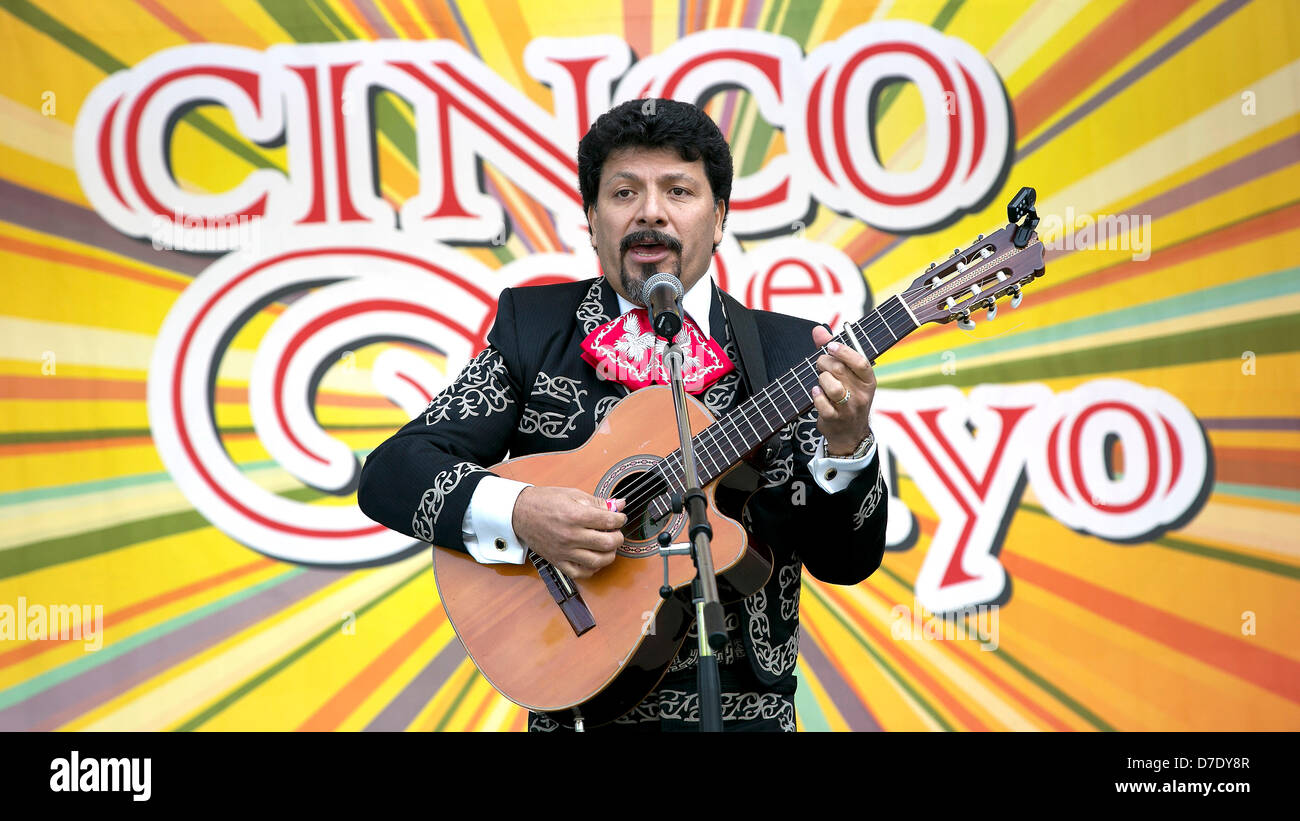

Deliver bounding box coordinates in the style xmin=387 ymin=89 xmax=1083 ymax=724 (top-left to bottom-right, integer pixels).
xmin=609 ymin=296 xmax=913 ymax=531
xmin=610 ymin=248 xmax=1019 ymax=530
xmin=611 ymin=294 xmax=912 ymax=520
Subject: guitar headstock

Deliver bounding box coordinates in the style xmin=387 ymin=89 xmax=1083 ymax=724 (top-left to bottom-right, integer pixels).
xmin=899 ymin=188 xmax=1046 ymax=330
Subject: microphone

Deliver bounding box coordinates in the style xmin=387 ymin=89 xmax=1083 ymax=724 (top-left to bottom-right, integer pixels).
xmin=640 ymin=273 xmax=684 ymax=339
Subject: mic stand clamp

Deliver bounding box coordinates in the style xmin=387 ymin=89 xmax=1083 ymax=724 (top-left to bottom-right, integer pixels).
xmin=657 ymin=340 xmax=726 ymax=733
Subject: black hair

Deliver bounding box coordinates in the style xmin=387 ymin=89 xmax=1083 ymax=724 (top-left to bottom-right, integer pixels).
xmin=577 ymin=98 xmax=734 ymax=221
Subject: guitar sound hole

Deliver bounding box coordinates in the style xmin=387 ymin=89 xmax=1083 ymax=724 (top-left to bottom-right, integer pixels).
xmin=610 ymin=471 xmax=671 ymax=542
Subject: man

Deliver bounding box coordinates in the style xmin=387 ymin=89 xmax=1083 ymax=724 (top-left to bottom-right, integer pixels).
xmin=357 ymin=98 xmax=887 ymax=732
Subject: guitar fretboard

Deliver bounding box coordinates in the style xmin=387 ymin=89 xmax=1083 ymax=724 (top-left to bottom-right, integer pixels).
xmin=655 ymin=295 xmax=917 ymax=492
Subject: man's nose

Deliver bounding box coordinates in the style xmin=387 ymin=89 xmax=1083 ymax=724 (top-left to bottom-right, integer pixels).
xmin=636 ymin=189 xmax=667 ymax=226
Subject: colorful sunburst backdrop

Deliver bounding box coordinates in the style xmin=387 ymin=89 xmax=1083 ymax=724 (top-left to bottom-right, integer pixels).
xmin=1 ymin=0 xmax=1297 ymax=731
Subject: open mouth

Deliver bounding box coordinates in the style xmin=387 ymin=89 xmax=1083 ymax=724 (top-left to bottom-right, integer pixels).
xmin=628 ymin=242 xmax=670 ymax=263
xmin=621 ymin=231 xmax=681 ymax=265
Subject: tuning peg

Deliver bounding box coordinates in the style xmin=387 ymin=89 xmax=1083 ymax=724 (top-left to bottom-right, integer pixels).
xmin=985 ymin=297 xmax=997 ymax=321
xmin=1010 ymin=286 xmax=1023 ymax=308
xmin=969 ymin=283 xmax=981 ymax=296
xmin=981 ymin=248 xmax=993 ymax=259
xmin=957 ymin=312 xmax=975 ymax=331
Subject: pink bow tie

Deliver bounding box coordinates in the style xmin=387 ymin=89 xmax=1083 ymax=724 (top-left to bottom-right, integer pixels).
xmin=580 ymin=308 xmax=733 ymax=394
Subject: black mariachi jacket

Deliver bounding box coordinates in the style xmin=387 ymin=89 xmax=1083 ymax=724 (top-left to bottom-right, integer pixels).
xmin=357 ymin=276 xmax=888 ymax=691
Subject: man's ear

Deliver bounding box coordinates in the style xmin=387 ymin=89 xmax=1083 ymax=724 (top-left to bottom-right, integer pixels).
xmin=713 ymin=199 xmax=726 ymax=247
xmin=586 ymin=205 xmax=597 ymax=246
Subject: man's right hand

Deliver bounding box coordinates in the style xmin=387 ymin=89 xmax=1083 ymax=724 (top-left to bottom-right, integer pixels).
xmin=511 ymin=487 xmax=627 ymax=579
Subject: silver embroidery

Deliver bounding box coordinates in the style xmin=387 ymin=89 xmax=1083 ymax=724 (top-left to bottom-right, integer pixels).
xmin=760 ymin=410 xmax=816 ymax=487
xmin=667 ymin=612 xmax=745 ymax=673
xmin=529 ymin=690 xmax=792 ymax=731
xmin=593 ymin=395 xmax=619 ymax=425
xmin=761 ymin=453 xmax=793 ymax=488
xmin=795 ymin=419 xmax=822 ymax=458
xmin=411 ymin=461 xmax=485 ymax=541
xmin=744 ymin=558 xmax=801 ymax=678
xmin=424 ymin=348 xmax=513 ymax=425
xmin=854 ymin=469 xmax=887 ymax=531
xmin=576 ymin=279 xmax=612 ymax=335
xmin=613 ymin=311 xmax=656 ymax=359
xmin=617 ymin=689 xmax=794 ymax=731
xmin=702 ymin=342 xmax=740 ymax=418
xmin=527 ymin=712 xmax=563 ymax=732
xmin=518 ymin=371 xmax=586 ymax=440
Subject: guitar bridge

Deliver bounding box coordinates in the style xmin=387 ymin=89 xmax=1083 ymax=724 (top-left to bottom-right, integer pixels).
xmin=529 ymin=552 xmax=596 ymax=636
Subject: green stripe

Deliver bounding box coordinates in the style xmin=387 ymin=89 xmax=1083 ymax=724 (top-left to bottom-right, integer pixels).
xmin=0 ymin=487 xmax=324 ymax=580
xmin=0 ymin=425 xmax=391 ymax=445
xmin=728 ymin=0 xmax=785 ymax=178
xmin=876 ymin=266 xmax=1300 ymax=379
xmin=175 ymin=563 xmax=426 ymax=731
xmin=0 ymin=0 xmax=126 ymax=74
xmin=873 ymin=0 xmax=966 ymax=118
xmin=1017 ymin=503 xmax=1300 ymax=580
xmin=0 ymin=568 xmax=305 ymax=712
xmin=878 ymin=312 xmax=1299 ymax=388
xmin=1214 ymin=482 xmax=1300 ymax=504
xmin=256 ymin=0 xmax=349 ymax=42
xmin=873 ymin=565 xmax=1114 ymax=731
xmin=0 ymin=1 xmax=279 ymax=171
xmin=306 ymin=0 xmax=359 ymax=39
xmin=930 ymin=0 xmax=966 ymax=31
xmin=253 ymin=0 xmax=424 ymax=181
xmin=252 ymin=0 xmax=425 ymax=178
xmin=0 ymin=449 xmax=374 ymax=507
xmin=433 ymin=668 xmax=482 ymax=732
xmin=374 ymin=94 xmax=419 ymax=166
xmin=985 ymin=645 xmax=1116 ymax=731
xmin=792 ymin=673 xmax=832 ymax=731
xmin=803 ymin=581 xmax=955 ymax=730
xmin=737 ymin=0 xmax=819 ymax=178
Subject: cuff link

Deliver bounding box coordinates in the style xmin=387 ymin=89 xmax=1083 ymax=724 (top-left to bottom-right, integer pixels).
xmin=824 ymin=468 xmax=838 ymax=481
xmin=493 ymin=537 xmax=508 ymax=551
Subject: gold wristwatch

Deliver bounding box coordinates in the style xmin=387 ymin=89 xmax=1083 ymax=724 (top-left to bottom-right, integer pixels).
xmin=829 ymin=429 xmax=875 ymax=459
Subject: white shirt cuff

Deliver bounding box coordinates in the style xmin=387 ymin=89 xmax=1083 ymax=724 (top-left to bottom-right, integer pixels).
xmin=462 ymin=475 xmax=532 ymax=564
xmin=809 ymin=436 xmax=877 ymax=494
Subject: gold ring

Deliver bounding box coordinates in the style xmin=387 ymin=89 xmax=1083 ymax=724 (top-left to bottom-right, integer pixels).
xmin=835 ymin=388 xmax=852 ymax=407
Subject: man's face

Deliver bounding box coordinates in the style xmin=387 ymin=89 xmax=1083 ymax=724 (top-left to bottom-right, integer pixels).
xmin=586 ymin=145 xmax=725 ymax=305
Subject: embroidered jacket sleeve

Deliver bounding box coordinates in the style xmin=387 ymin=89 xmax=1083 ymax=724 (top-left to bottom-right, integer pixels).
xmin=357 ymin=289 xmax=527 ymax=554
xmin=738 ymin=322 xmax=888 ymax=586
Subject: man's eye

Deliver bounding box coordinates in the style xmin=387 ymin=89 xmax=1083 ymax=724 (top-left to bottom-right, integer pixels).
xmin=670 ymin=187 xmax=689 ymax=196
xmin=614 ymin=189 xmax=634 ymax=198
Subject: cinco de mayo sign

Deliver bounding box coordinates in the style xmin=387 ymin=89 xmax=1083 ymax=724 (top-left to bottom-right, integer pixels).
xmin=72 ymin=22 xmax=1210 ymax=613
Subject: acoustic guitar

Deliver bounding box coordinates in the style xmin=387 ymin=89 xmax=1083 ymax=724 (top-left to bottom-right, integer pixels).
xmin=432 ymin=189 xmax=1046 ymax=728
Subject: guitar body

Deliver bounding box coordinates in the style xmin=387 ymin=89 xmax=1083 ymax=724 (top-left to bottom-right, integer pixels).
xmin=431 ymin=386 xmax=773 ymax=727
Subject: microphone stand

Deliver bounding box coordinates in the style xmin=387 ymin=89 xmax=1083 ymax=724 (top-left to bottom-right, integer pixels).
xmin=658 ymin=336 xmax=727 ymax=733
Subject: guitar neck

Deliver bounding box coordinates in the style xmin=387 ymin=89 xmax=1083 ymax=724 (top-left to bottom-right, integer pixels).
xmin=659 ymin=295 xmax=918 ymax=486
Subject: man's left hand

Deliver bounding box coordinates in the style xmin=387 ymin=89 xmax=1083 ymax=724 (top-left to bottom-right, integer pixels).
xmin=810 ymin=325 xmax=877 ymax=456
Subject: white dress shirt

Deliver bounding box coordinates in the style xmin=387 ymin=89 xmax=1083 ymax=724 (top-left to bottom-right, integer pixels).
xmin=461 ymin=278 xmax=877 ymax=564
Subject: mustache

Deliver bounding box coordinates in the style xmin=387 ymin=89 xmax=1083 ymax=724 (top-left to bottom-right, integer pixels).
xmin=619 ymin=230 xmax=682 ymax=256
